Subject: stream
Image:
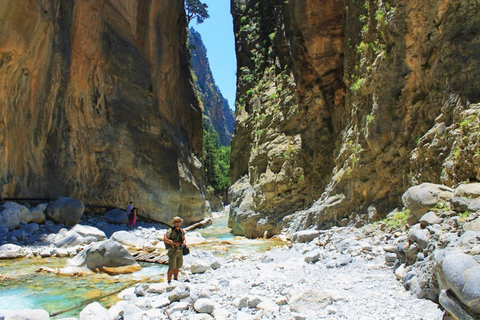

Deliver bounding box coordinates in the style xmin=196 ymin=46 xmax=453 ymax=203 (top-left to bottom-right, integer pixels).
xmin=0 ymin=212 xmax=281 ymax=317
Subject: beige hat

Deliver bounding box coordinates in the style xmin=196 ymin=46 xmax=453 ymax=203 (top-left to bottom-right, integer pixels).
xmin=172 ymin=216 xmax=183 ymax=223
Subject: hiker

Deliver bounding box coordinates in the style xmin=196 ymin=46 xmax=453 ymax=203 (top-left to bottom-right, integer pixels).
xmin=163 ymin=216 xmax=187 ymax=283
xmin=126 ymin=201 xmax=133 ymax=216
xmin=128 ymin=207 xmax=137 ymax=227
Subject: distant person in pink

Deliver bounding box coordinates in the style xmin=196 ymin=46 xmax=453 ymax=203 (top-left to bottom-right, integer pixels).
xmin=128 ymin=207 xmax=137 ymax=227
xmin=126 ymin=201 xmax=133 ymax=216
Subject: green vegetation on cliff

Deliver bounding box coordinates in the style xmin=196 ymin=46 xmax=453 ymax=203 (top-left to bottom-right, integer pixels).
xmin=202 ymin=120 xmax=231 ymax=196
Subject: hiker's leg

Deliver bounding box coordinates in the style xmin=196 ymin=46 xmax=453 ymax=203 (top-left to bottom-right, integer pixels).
xmin=167 ymin=268 xmax=174 ymax=282
xmin=173 ymin=268 xmax=180 ymax=280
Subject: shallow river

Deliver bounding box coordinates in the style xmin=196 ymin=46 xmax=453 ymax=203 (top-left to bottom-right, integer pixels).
xmin=0 ymin=214 xmax=281 ymax=317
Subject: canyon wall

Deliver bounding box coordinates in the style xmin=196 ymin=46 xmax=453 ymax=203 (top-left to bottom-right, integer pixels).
xmin=188 ymin=28 xmax=235 ymax=146
xmin=0 ymin=0 xmax=206 ymax=224
xmin=229 ymin=0 xmax=480 ymax=237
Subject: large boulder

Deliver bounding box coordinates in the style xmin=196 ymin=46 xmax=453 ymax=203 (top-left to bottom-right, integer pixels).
xmin=29 ymin=203 xmax=47 ymax=224
xmin=455 ymin=183 xmax=480 ymax=199
xmin=55 ymin=230 xmax=85 ymax=248
xmin=2 ymin=202 xmax=32 ymax=224
xmin=436 ymin=250 xmax=480 ymax=314
xmin=402 ymin=183 xmax=453 ymax=225
xmin=71 ymin=224 xmax=106 ymax=241
xmin=47 ymin=197 xmax=85 ymax=226
xmin=104 ymin=209 xmax=128 ymax=224
xmin=110 ymin=230 xmax=145 ymax=248
xmin=0 ymin=244 xmax=30 ymax=259
xmin=0 ymin=309 xmax=50 ymax=320
xmin=66 ymin=239 xmax=140 ymax=274
xmin=0 ymin=207 xmax=21 ymax=231
xmin=79 ymin=302 xmax=110 ymax=320
xmin=291 ymin=230 xmax=321 ymax=243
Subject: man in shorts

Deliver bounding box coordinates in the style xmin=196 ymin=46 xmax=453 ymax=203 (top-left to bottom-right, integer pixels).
xmin=163 ymin=216 xmax=186 ymax=283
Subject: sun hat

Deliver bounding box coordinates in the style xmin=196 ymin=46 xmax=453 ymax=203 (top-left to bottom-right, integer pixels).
xmin=172 ymin=216 xmax=183 ymax=223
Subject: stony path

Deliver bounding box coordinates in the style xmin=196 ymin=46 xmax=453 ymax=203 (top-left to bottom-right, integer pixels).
xmin=180 ymin=241 xmax=440 ymax=320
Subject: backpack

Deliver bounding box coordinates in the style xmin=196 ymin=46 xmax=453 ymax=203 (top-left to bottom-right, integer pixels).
xmin=164 ymin=227 xmax=185 ymax=249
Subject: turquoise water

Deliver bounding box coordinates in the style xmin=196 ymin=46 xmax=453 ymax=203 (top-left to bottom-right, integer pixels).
xmin=0 ymin=213 xmax=283 ymax=317
xmin=0 ymin=257 xmax=167 ymax=317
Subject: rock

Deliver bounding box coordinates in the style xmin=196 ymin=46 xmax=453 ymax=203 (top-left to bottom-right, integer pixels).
xmin=22 ymin=223 xmax=40 ymax=234
xmin=0 ymin=309 xmax=50 ymax=320
xmin=464 ymin=218 xmax=480 ymax=232
xmin=236 ymin=312 xmax=256 ymax=320
xmin=233 ymin=296 xmax=248 ymax=309
xmin=408 ymin=228 xmax=430 ymax=249
xmin=110 ymin=231 xmax=145 ymax=248
xmin=450 ymin=197 xmax=471 ymax=212
xmin=336 ymin=254 xmax=352 ymax=267
xmin=288 ymin=289 xmax=333 ymax=313
xmin=66 ymin=239 xmax=140 ymax=273
xmin=469 ymin=200 xmax=480 ymax=212
xmin=151 ymin=296 xmax=170 ymax=309
xmin=438 ymin=251 xmax=480 ymax=313
xmin=169 ymin=301 xmax=189 ymax=312
xmin=10 ymin=229 xmax=26 ymax=241
xmin=79 ymin=302 xmax=110 ymax=320
xmin=402 ymin=183 xmax=453 ymax=225
xmin=0 ymin=206 xmax=21 ymax=231
xmin=2 ymin=202 xmax=32 ymax=225
xmin=168 ymin=284 xmax=190 ymax=302
xmin=210 ymin=260 xmax=221 ymax=270
xmin=82 ymin=236 xmax=98 ymax=245
xmin=395 ymin=264 xmax=409 ymax=280
xmin=257 ymin=299 xmax=280 ymax=312
xmin=30 ymin=203 xmax=47 ymax=224
xmin=304 ymin=250 xmax=321 ymax=263
xmin=194 ymin=298 xmax=215 ymax=314
xmin=147 ymin=283 xmax=169 ymax=294
xmin=247 ymin=295 xmax=264 ymax=308
xmin=439 ymin=289 xmax=477 ymax=320
xmin=55 ymin=230 xmax=85 ymax=248
xmin=191 ymin=259 xmax=210 ymax=274
xmin=134 ymin=283 xmax=149 ymax=297
xmin=47 ymin=197 xmax=85 ymax=226
xmin=419 ymin=211 xmax=443 ymax=228
xmin=0 ymin=243 xmax=28 ymax=259
xmin=71 ymin=224 xmax=106 ymax=241
xmin=187 ymin=314 xmax=213 ymax=320
xmin=186 ymin=232 xmax=207 ymax=245
xmin=455 ymin=183 xmax=480 ymax=199
xmin=291 ymin=230 xmax=321 ymax=243
xmin=104 ymin=209 xmax=128 ymax=224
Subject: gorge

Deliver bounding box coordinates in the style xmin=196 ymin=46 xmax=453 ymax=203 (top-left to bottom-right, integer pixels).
xmin=1 ymin=0 xmax=480 ymax=319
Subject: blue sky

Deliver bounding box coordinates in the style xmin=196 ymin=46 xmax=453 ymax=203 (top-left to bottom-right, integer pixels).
xmin=191 ymin=0 xmax=236 ymax=110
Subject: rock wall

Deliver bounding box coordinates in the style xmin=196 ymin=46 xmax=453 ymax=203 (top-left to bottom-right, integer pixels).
xmin=0 ymin=0 xmax=206 ymax=225
xmin=188 ymin=28 xmax=235 ymax=146
xmin=229 ymin=0 xmax=480 ymax=237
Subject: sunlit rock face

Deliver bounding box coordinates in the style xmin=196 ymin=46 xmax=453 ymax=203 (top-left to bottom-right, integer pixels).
xmin=0 ymin=0 xmax=206 ymax=224
xmin=188 ymin=28 xmax=235 ymax=147
xmin=230 ymin=0 xmax=480 ymax=237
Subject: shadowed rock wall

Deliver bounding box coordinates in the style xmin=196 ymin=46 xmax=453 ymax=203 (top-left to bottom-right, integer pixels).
xmin=0 ymin=0 xmax=206 ymax=224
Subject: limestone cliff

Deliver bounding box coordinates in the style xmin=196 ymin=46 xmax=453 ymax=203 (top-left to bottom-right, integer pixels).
xmin=188 ymin=28 xmax=235 ymax=146
xmin=0 ymin=0 xmax=206 ymax=224
xmin=229 ymin=0 xmax=480 ymax=237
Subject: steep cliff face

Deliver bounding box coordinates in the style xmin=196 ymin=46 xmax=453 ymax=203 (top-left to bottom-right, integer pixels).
xmin=0 ymin=0 xmax=206 ymax=224
xmin=229 ymin=0 xmax=480 ymax=237
xmin=188 ymin=28 xmax=235 ymax=146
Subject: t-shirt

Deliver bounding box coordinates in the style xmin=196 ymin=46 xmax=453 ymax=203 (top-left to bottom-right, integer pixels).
xmin=126 ymin=204 xmax=133 ymax=215
xmin=166 ymin=227 xmax=185 ymax=251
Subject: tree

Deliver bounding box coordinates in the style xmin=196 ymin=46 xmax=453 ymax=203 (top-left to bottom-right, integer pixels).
xmin=185 ymin=0 xmax=210 ymax=25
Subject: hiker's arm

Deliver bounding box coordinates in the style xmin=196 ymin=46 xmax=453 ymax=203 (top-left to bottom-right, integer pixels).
xmin=182 ymin=234 xmax=187 ymax=246
xmin=164 ymin=233 xmax=181 ymax=247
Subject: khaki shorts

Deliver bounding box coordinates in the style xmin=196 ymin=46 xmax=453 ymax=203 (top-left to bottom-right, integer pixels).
xmin=168 ymin=248 xmax=183 ymax=269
